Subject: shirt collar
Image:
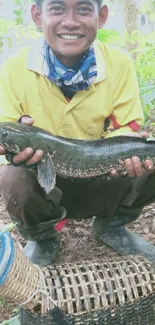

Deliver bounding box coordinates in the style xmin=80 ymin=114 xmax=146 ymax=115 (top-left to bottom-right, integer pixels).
xmin=27 ymin=36 xmax=106 ymax=83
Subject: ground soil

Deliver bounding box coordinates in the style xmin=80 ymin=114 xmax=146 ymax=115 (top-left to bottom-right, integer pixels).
xmin=1 ymin=195 xmax=155 ymax=322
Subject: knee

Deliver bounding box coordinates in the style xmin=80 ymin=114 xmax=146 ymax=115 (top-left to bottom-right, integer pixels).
xmin=0 ymin=165 xmax=38 ymax=216
xmin=0 ymin=165 xmax=35 ymax=197
xmin=0 ymin=165 xmax=25 ymax=189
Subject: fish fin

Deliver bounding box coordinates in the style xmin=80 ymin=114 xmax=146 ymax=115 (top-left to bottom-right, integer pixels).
xmin=37 ymin=154 xmax=56 ymax=194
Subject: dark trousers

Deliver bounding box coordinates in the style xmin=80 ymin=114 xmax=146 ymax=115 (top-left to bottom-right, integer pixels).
xmin=0 ymin=165 xmax=155 ymax=240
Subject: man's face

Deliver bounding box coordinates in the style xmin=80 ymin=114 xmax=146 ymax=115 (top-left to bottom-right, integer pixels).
xmin=32 ymin=0 xmax=108 ymax=65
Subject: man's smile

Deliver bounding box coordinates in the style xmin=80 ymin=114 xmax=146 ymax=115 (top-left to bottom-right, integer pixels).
xmin=58 ymin=34 xmax=84 ymax=40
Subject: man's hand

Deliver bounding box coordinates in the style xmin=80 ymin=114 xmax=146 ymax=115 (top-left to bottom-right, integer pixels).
xmin=110 ymin=131 xmax=154 ymax=178
xmin=0 ymin=116 xmax=43 ymax=166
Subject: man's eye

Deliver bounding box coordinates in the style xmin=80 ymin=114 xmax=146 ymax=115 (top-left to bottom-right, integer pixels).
xmin=48 ymin=5 xmax=64 ymax=13
xmin=78 ymin=6 xmax=93 ymax=14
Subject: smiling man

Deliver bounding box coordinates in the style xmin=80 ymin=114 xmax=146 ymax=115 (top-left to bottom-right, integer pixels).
xmin=38 ymin=0 xmax=102 ymax=66
xmin=0 ymin=0 xmax=155 ymax=267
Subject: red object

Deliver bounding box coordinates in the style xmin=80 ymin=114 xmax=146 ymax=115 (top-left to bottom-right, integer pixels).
xmin=128 ymin=120 xmax=141 ymax=131
xmin=109 ymin=115 xmax=141 ymax=132
xmin=54 ymin=219 xmax=69 ymax=232
xmin=109 ymin=114 xmax=120 ymax=129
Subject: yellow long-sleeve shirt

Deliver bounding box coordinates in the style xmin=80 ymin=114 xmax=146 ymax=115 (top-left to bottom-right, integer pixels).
xmin=0 ymin=37 xmax=144 ymax=140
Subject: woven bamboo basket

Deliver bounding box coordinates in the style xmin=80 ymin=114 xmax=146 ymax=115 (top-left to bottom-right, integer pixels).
xmin=42 ymin=257 xmax=155 ymax=315
xmin=1 ymin=234 xmax=155 ymax=324
xmin=0 ymin=240 xmax=42 ymax=310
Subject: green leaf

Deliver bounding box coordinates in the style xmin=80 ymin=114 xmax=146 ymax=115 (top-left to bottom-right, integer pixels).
xmin=97 ymin=28 xmax=122 ymax=45
xmin=15 ymin=17 xmax=23 ymax=25
xmin=15 ymin=0 xmax=21 ymax=5
xmin=0 ymin=297 xmax=5 ymax=307
xmin=0 ymin=222 xmax=17 ymax=233
xmin=13 ymin=9 xmax=22 ymax=17
xmin=0 ymin=316 xmax=20 ymax=325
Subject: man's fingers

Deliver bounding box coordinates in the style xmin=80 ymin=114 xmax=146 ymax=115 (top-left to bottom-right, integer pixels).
xmin=13 ymin=148 xmax=33 ymax=164
xmin=124 ymin=156 xmax=153 ymax=178
xmin=25 ymin=150 xmax=44 ymax=166
xmin=125 ymin=157 xmax=144 ymax=177
xmin=124 ymin=158 xmax=135 ymax=177
xmin=0 ymin=117 xmax=41 ymax=165
xmin=131 ymin=156 xmax=143 ymax=176
xmin=13 ymin=148 xmax=44 ymax=165
xmin=21 ymin=116 xmax=34 ymax=125
xmin=144 ymin=159 xmax=154 ymax=172
xmin=110 ymin=156 xmax=154 ymax=179
xmin=139 ymin=131 xmax=148 ymax=138
xmin=110 ymin=168 xmax=119 ymax=177
xmin=123 ymin=131 xmax=149 ymax=138
xmin=125 ymin=156 xmax=144 ymax=177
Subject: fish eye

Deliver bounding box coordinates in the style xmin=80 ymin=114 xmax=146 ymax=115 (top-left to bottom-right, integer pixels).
xmin=2 ymin=132 xmax=8 ymax=138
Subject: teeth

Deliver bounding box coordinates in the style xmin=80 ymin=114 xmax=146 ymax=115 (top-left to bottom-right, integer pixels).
xmin=60 ymin=35 xmax=80 ymax=40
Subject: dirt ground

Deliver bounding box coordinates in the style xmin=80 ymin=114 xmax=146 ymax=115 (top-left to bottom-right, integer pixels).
xmin=1 ymin=195 xmax=155 ymax=321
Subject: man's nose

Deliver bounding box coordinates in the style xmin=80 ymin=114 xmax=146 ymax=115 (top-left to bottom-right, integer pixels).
xmin=61 ymin=10 xmax=80 ymax=29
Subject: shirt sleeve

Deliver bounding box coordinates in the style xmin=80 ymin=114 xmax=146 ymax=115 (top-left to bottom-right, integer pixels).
xmin=103 ymin=57 xmax=144 ymax=139
xmin=0 ymin=62 xmax=24 ymax=122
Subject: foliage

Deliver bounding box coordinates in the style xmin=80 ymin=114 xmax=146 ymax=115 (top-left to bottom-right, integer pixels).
xmin=97 ymin=29 xmax=122 ymax=45
xmin=0 ymin=316 xmax=20 ymax=325
xmin=0 ymin=298 xmax=19 ymax=325
xmin=0 ymin=18 xmax=15 ymax=50
xmin=0 ymin=17 xmax=40 ymax=54
xmin=0 ymin=222 xmax=17 ymax=233
xmin=134 ymin=32 xmax=155 ymax=82
xmin=134 ymin=32 xmax=155 ymax=121
xmin=140 ymin=0 xmax=155 ymax=22
xmin=13 ymin=0 xmax=29 ymax=25
xmin=97 ymin=28 xmax=155 ymax=122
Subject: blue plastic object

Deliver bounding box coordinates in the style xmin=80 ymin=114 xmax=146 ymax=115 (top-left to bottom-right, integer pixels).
xmin=0 ymin=232 xmax=15 ymax=285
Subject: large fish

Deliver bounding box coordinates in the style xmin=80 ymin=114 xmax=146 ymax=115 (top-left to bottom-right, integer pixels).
xmin=0 ymin=122 xmax=155 ymax=193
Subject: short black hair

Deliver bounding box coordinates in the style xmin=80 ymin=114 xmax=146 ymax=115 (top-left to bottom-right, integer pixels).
xmin=35 ymin=0 xmax=103 ymax=8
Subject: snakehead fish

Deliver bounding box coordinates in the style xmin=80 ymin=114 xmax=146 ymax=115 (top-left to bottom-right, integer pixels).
xmin=0 ymin=122 xmax=155 ymax=194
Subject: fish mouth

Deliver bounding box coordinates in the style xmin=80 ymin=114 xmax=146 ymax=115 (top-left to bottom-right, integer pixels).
xmin=0 ymin=142 xmax=20 ymax=154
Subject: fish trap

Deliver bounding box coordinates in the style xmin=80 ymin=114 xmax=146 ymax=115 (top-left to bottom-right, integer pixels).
xmin=0 ymin=232 xmax=42 ymax=310
xmin=1 ymin=232 xmax=155 ymax=325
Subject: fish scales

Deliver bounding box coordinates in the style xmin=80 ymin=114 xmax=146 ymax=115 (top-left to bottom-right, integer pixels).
xmin=0 ymin=122 xmax=155 ymax=192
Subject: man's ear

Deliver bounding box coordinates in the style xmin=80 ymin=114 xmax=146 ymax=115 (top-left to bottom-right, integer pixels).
xmin=98 ymin=5 xmax=109 ymax=29
xmin=31 ymin=4 xmax=42 ymax=28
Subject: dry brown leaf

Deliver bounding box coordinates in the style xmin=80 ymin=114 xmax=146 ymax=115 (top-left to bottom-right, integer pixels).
xmin=143 ymin=226 xmax=150 ymax=234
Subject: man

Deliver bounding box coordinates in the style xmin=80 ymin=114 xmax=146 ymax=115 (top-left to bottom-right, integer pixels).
xmin=0 ymin=0 xmax=155 ymax=267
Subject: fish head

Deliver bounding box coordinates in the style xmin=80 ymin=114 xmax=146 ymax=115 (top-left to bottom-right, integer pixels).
xmin=0 ymin=122 xmax=31 ymax=154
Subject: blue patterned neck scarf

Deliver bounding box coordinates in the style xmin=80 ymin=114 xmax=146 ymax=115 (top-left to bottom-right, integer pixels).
xmin=42 ymin=41 xmax=97 ymax=97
